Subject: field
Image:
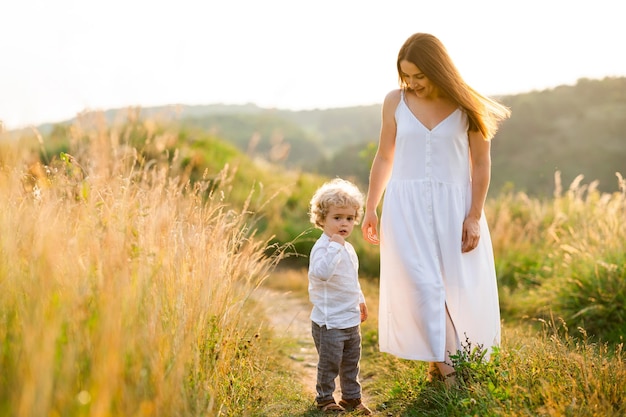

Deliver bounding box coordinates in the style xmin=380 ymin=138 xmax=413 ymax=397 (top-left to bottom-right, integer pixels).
xmin=1 ymin=120 xmax=624 ymax=416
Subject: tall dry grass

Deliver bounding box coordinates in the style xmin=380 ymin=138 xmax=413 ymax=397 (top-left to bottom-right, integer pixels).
xmin=0 ymin=116 xmax=281 ymax=416
xmin=488 ymin=171 xmax=626 ymax=343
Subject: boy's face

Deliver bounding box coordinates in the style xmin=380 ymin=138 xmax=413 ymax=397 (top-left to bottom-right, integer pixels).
xmin=322 ymin=205 xmax=357 ymax=239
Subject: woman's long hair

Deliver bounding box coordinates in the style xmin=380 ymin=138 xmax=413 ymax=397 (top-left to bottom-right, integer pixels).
xmin=397 ymin=33 xmax=511 ymax=140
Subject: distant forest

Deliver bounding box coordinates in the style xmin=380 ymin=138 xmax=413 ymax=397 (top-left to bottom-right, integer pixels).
xmin=33 ymin=76 xmax=626 ymax=197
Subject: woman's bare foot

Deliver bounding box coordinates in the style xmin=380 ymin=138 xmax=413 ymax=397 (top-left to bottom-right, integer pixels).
xmin=435 ymin=362 xmax=458 ymax=388
xmin=442 ymin=371 xmax=457 ymax=388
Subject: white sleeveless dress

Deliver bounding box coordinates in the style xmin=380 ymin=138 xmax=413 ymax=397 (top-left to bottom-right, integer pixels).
xmin=378 ymin=92 xmax=501 ymax=361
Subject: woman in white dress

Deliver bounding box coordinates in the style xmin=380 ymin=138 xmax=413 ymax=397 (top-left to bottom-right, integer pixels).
xmin=361 ymin=33 xmax=510 ymax=386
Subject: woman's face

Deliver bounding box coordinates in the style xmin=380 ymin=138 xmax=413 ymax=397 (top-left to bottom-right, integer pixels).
xmin=399 ymin=59 xmax=435 ymax=98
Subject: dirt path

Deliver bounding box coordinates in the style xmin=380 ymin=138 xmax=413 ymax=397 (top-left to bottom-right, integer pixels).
xmin=255 ymin=287 xmax=318 ymax=397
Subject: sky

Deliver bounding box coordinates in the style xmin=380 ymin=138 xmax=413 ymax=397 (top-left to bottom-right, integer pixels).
xmin=2 ymin=0 xmax=625 ymax=130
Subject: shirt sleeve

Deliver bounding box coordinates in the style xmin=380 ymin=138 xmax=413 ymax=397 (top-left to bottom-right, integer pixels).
xmin=309 ymin=241 xmax=344 ymax=281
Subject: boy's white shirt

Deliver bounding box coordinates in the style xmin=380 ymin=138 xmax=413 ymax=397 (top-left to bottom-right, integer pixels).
xmin=308 ymin=233 xmax=366 ymax=330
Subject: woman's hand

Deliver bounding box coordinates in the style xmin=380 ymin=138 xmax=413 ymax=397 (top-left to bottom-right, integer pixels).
xmin=461 ymin=216 xmax=481 ymax=253
xmin=361 ymin=211 xmax=380 ymax=244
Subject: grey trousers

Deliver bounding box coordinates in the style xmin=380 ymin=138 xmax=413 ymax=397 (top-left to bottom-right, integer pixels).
xmin=311 ymin=322 xmax=363 ymax=404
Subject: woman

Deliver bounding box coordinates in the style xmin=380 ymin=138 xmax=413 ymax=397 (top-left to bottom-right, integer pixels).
xmin=361 ymin=33 xmax=510 ymax=386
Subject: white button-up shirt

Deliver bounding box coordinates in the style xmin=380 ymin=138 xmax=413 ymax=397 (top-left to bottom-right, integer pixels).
xmin=308 ymin=233 xmax=366 ymax=330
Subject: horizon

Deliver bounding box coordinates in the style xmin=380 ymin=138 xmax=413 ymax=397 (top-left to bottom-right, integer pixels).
xmin=2 ymin=75 xmax=619 ymax=132
xmin=2 ymin=0 xmax=626 ymax=130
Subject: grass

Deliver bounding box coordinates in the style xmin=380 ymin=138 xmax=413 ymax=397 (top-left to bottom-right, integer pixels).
xmin=360 ymin=314 xmax=626 ymax=416
xmin=0 ymin=122 xmax=291 ymax=416
xmin=488 ymin=172 xmax=626 ymax=345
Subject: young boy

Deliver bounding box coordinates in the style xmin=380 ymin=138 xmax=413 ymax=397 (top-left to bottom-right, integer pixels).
xmin=307 ymin=178 xmax=372 ymax=415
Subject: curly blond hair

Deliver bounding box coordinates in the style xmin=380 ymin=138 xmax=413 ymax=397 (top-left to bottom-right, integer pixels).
xmin=309 ymin=178 xmax=364 ymax=229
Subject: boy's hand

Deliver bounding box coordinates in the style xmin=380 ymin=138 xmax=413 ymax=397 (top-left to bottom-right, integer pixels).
xmin=331 ymin=234 xmax=345 ymax=245
xmin=360 ymin=303 xmax=368 ymax=322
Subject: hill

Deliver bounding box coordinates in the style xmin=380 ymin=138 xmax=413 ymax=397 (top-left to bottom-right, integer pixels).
xmin=493 ymin=77 xmax=626 ymax=195
xmin=9 ymin=76 xmax=626 ymax=196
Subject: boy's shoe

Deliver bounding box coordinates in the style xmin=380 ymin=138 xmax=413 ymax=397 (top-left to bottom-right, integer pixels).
xmin=317 ymin=399 xmax=345 ymax=414
xmin=338 ymin=398 xmax=372 ymax=415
